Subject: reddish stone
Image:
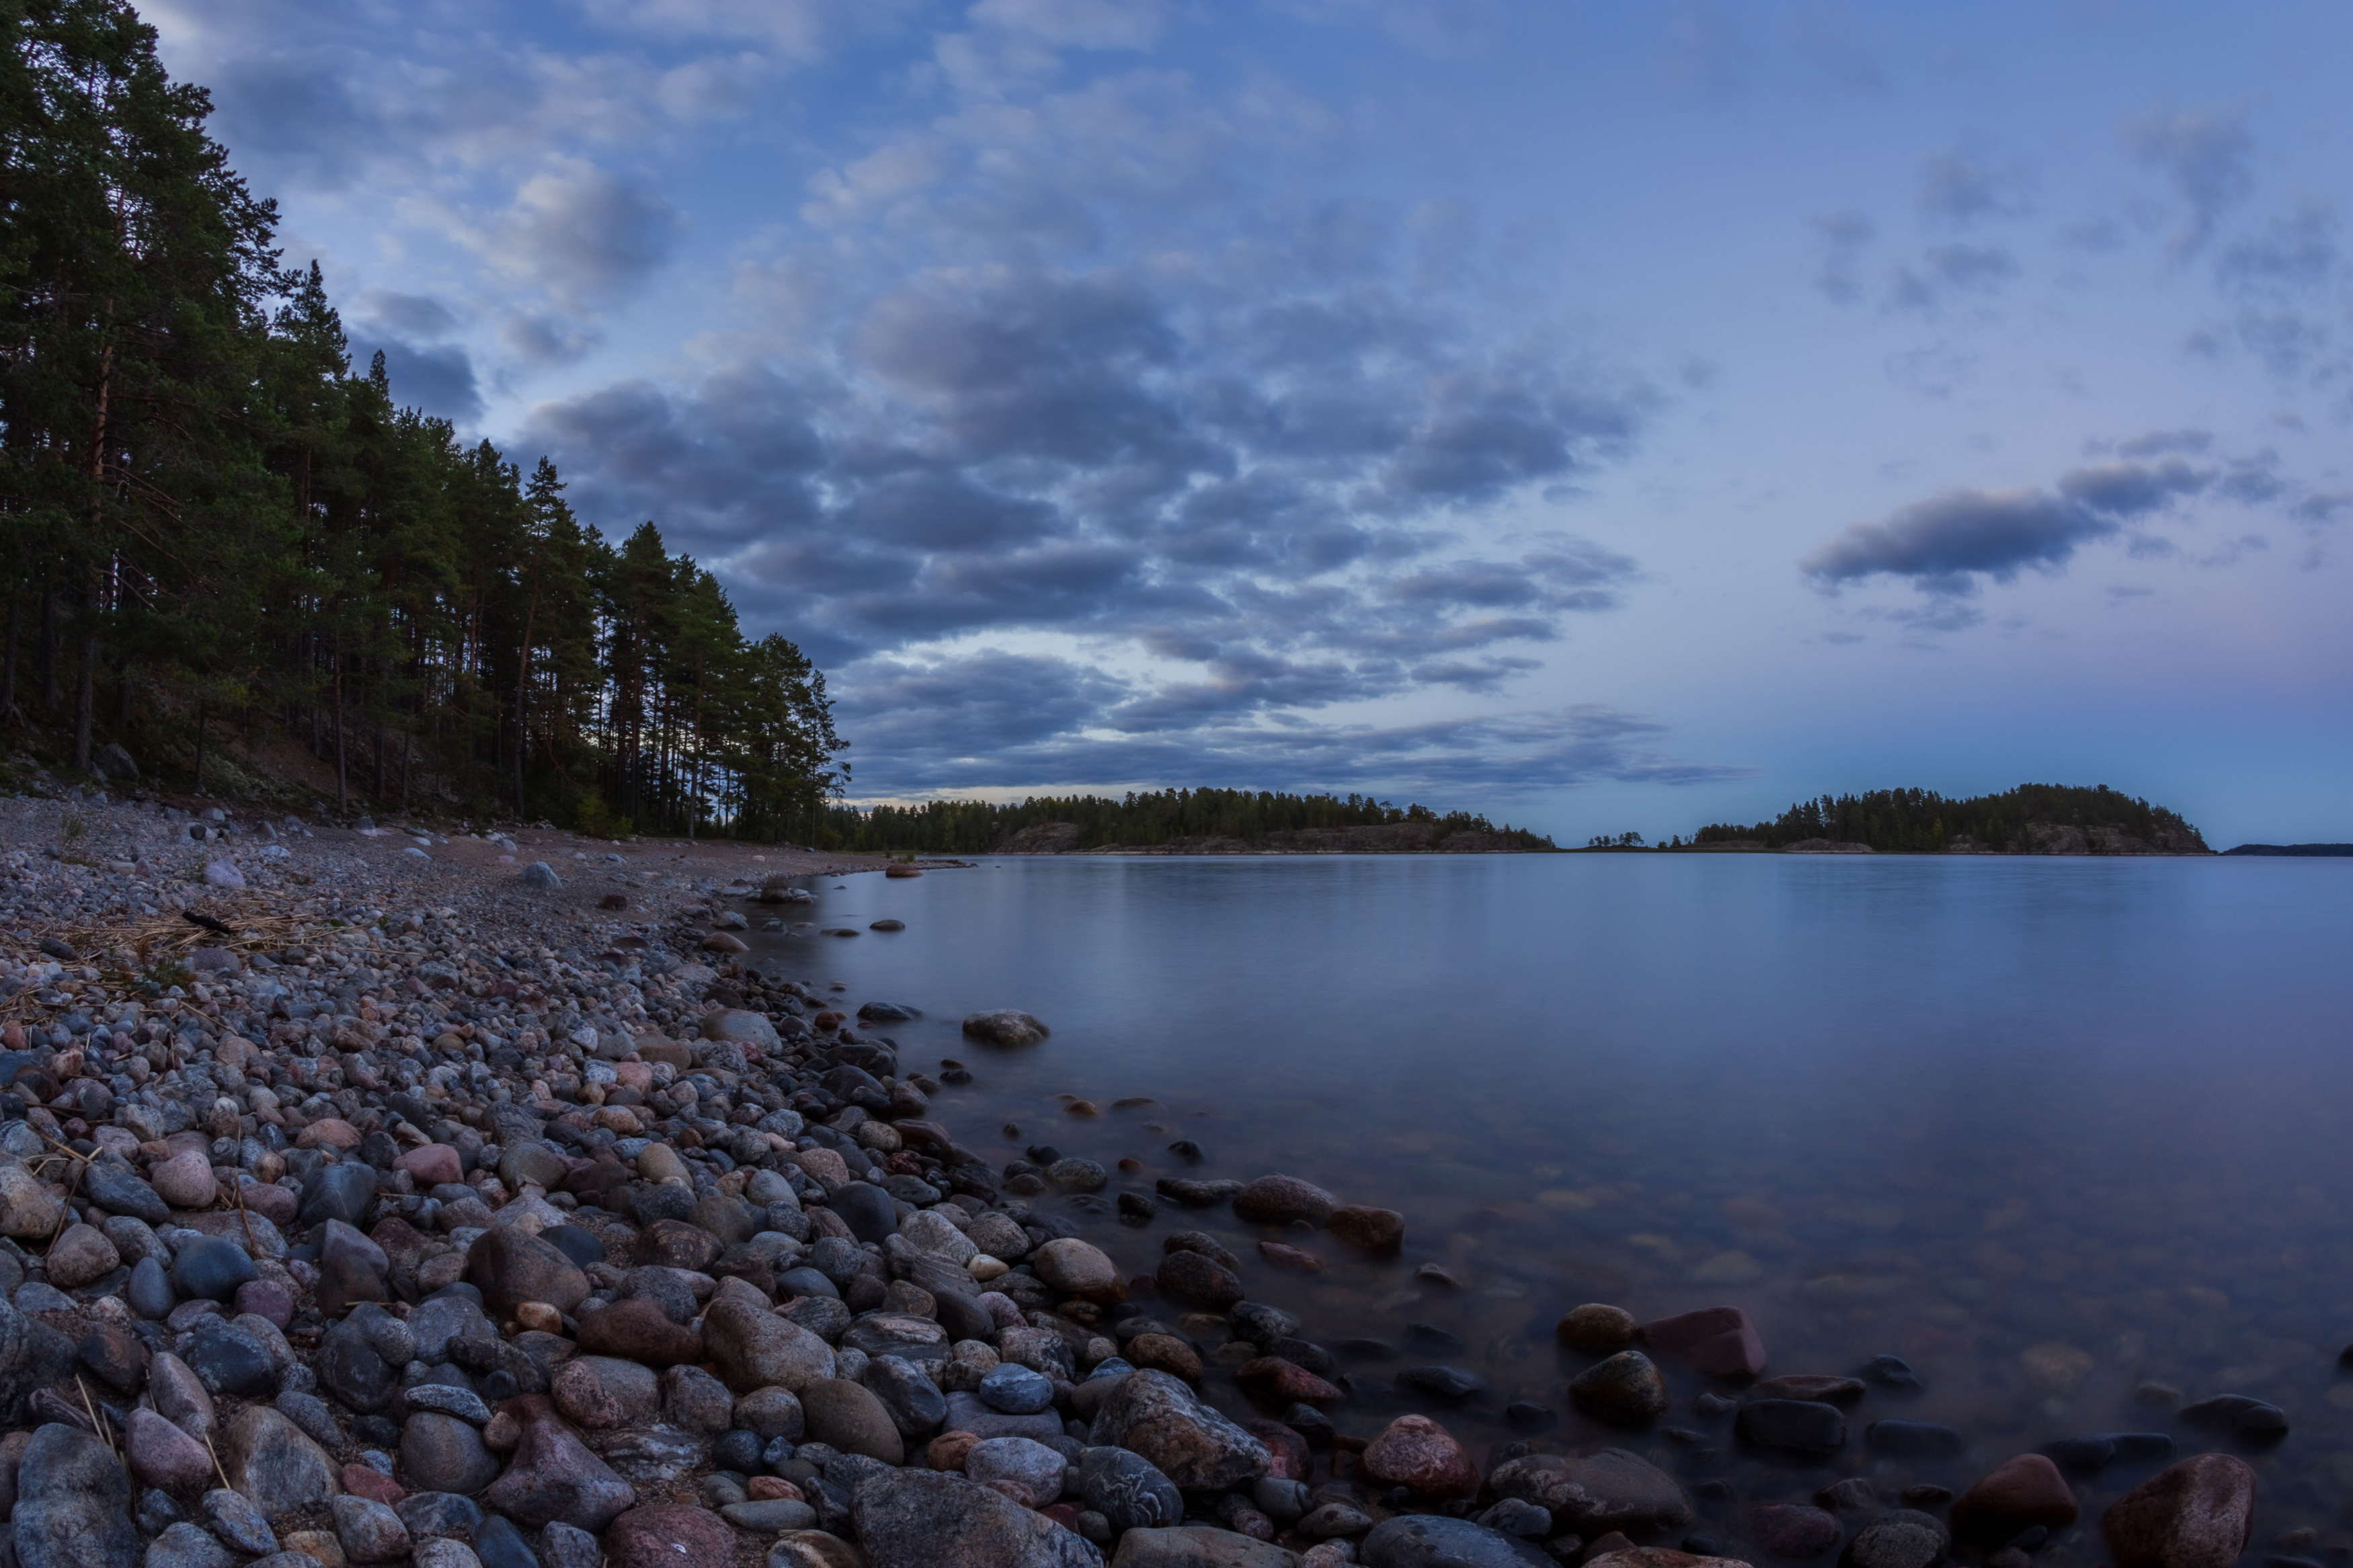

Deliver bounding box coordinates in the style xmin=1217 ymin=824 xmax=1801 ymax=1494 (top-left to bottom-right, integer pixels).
xmin=926 ymin=1431 xmax=979 ymax=1471
xmin=1232 ymin=1174 xmax=1337 ymax=1226
xmin=296 ymin=1117 xmax=361 ymax=1150
xmin=1642 ymin=1306 xmax=1767 ymax=1377
xmin=1127 ymin=1333 xmax=1203 ymax=1382
xmin=1952 ymin=1453 xmax=2080 ymax=1543
xmin=1754 ymin=1504 xmax=1843 ymax=1558
xmin=605 ymin=1503 xmax=733 ymax=1568
xmin=341 ymin=1463 xmax=405 ymax=1504
xmin=2102 ymin=1454 xmax=2256 ymax=1568
xmin=394 ymin=1145 xmax=462 ymax=1186
xmin=1327 ymin=1205 xmax=1405 ymax=1253
xmin=1234 ymin=1357 xmax=1344 ymax=1407
xmin=1361 ymin=1414 xmax=1479 ymax=1499
xmin=1242 ymin=1419 xmax=1310 ymax=1480
xmin=575 ymin=1299 xmax=705 ymax=1368
xmin=747 ymin=1477 xmax=805 ymax=1501
xmin=1257 ymin=1241 xmax=1323 ymax=1273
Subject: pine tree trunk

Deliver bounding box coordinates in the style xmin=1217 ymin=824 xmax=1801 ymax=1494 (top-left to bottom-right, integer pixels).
xmin=333 ymin=643 xmax=348 ymax=813
xmin=72 ymin=628 xmax=95 ymax=773
xmin=0 ymin=590 xmax=17 ymax=720
xmin=38 ymin=593 xmax=57 ymax=710
xmin=194 ymin=700 xmax=206 ymax=795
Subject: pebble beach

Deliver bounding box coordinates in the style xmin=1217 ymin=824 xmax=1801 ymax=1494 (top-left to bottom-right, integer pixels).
xmin=0 ymin=788 xmax=2287 ymax=1568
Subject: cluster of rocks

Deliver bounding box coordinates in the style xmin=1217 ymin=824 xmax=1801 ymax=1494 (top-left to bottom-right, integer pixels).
xmin=0 ymin=794 xmax=2292 ymax=1568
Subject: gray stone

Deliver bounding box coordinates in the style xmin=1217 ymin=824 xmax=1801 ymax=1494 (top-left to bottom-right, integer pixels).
xmin=13 ymin=1423 xmax=141 ymax=1568
xmin=402 ymin=1383 xmax=491 ymax=1425
xmin=128 ymin=1257 xmax=175 ymax=1320
xmin=329 ymin=1495 xmax=411 ymax=1564
xmin=1362 ymin=1515 xmax=1553 ymax=1567
xmin=943 ymin=1389 xmax=1067 ymax=1442
xmin=1087 ymin=1369 xmax=1267 ymax=1491
xmin=518 ymin=862 xmax=563 ymax=890
xmin=1107 ymin=1527 xmax=1297 ymax=1568
xmin=401 ymin=1412 xmax=501 ymax=1495
xmin=850 ymin=1467 xmax=1101 ymax=1568
xmin=1845 ymin=1510 xmax=1950 ymax=1568
xmin=83 ymin=1163 xmax=169 ymax=1226
xmin=1485 ymin=1448 xmax=1693 ymax=1536
xmin=221 ymin=1406 xmax=339 ymax=1516
xmin=200 ymin=1490 xmax=277 ymax=1556
xmin=1082 ymin=1448 xmax=1185 ymax=1533
xmin=980 ymin=1362 xmax=1054 ymax=1414
xmin=722 ymin=1500 xmax=818 ymax=1532
xmin=143 ymin=1523 xmax=235 ymax=1568
xmin=395 ymin=1492 xmax=484 ymax=1541
xmin=865 ymin=1355 xmax=948 ymax=1440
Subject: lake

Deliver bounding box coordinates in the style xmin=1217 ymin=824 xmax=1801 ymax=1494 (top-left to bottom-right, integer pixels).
xmin=744 ymin=853 xmax=2353 ymax=1550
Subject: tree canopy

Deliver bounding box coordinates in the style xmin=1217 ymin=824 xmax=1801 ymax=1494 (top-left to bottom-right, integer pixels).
xmin=0 ymin=1 xmax=846 ymax=835
xmin=1689 ymin=783 xmax=2204 ymax=852
xmin=820 ymin=788 xmax=1554 ymax=854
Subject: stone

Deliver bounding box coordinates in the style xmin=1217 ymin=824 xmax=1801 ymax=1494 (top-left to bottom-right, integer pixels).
xmin=413 ymin=1544 xmax=481 ymax=1568
xmin=395 ymin=1492 xmax=484 ymax=1540
xmin=1080 ymin=1447 xmax=1183 ymax=1532
xmin=1486 ymin=1449 xmax=1693 ymax=1536
xmin=1866 ymin=1420 xmax=1966 ymax=1458
xmin=1642 ymin=1307 xmax=1766 ymax=1377
xmin=202 ymin=861 xmax=245 ymax=890
xmin=147 ymin=1522 xmax=237 ymax=1568
xmin=475 ymin=1516 xmax=539 ymax=1568
xmin=83 ymin=1163 xmax=171 ymax=1225
xmin=126 ymin=1408 xmax=215 ymax=1494
xmin=202 ymin=1491 xmax=276 ymax=1557
xmin=801 ymin=1378 xmax=905 ymax=1464
xmin=724 ymin=1500 xmax=817 ymax=1532
xmin=1034 ymin=1238 xmax=1125 ymax=1302
xmin=2177 ymin=1395 xmax=2288 ymax=1440
xmin=151 ymin=1352 xmax=215 ymax=1440
xmin=578 ymin=1300 xmax=706 ymax=1371
xmin=961 ymin=1012 xmax=1049 ymax=1047
xmin=1585 ymin=1554 xmax=1749 ymax=1568
xmin=1231 ymin=1175 xmax=1335 ymax=1227
xmin=48 ymin=1223 xmax=121 ymax=1289
xmin=1737 ymin=1399 xmax=1845 ymax=1458
xmin=604 ymin=1505 xmax=734 ymax=1568
xmin=466 ymin=1229 xmax=588 ymax=1317
xmin=540 ymin=1524 xmax=599 ymax=1568
xmin=13 ymin=1424 xmax=141 ymax=1568
xmin=735 ymin=1387 xmax=807 ymax=1440
xmin=518 ymin=862 xmax=563 ymax=890
xmin=1088 ymin=1369 xmax=1268 ymax=1491
xmin=965 ymin=1436 xmax=1068 ymax=1505
xmin=1326 ymin=1205 xmax=1404 ymax=1253
xmin=297 ymin=1163 xmax=377 ymax=1230
xmin=1107 ymin=1527 xmax=1295 ymax=1568
xmin=235 ymin=1280 xmax=294 ymax=1328
xmin=128 ymin=1257 xmax=175 ymax=1320
xmin=223 ymin=1405 xmax=339 ymax=1515
xmin=1844 ymin=1512 xmax=1949 ymax=1568
xmin=1155 ymin=1249 xmax=1244 ymax=1309
xmin=702 ymin=1292 xmax=836 ymax=1393
xmin=1951 ymin=1453 xmax=2079 ymax=1543
xmin=2101 ymin=1454 xmax=2255 ymax=1568
xmin=395 ymin=1146 xmax=463 ymax=1187
xmin=980 ymin=1362 xmax=1055 ymax=1414
xmin=850 ymin=1466 xmax=1101 ymax=1568
xmin=151 ymin=1152 xmax=217 ymax=1210
xmin=478 ymin=1396 xmax=636 ymax=1532
xmin=401 ymin=1413 xmax=500 ymax=1495
xmin=1570 ymin=1350 xmax=1671 ymax=1427
xmin=318 ymin=1315 xmax=398 ymax=1413
xmin=402 ymin=1385 xmax=492 ymax=1426
xmin=329 ymin=1497 xmax=410 ymax=1564
xmin=663 ymin=1365 xmax=735 ymax=1435
xmin=1361 ymin=1414 xmax=1479 ymax=1499
xmin=828 ymin=1182 xmax=898 ymax=1245
xmin=552 ymin=1356 xmax=657 ymax=1430
xmin=866 ymin=1355 xmax=948 ymax=1440
xmin=1754 ymin=1504 xmax=1842 ymax=1557
xmin=169 ymin=1238 xmax=257 ymax=1303
xmin=1362 ymin=1515 xmax=1553 ymax=1567
xmin=1754 ymin=1376 xmax=1866 ymax=1405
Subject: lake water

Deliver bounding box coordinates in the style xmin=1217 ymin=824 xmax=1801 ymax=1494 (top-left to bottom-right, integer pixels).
xmin=746 ymin=854 xmax=2353 ymax=1551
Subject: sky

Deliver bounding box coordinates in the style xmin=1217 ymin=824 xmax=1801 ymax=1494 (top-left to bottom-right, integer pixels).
xmin=144 ymin=0 xmax=2353 ymax=846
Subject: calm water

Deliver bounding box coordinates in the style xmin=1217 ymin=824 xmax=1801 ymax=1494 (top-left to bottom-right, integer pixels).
xmin=749 ymin=855 xmax=2353 ymax=1548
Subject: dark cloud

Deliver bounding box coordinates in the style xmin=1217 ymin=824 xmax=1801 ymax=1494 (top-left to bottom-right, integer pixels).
xmin=1804 ymin=487 xmax=2114 ymax=597
xmin=1811 ymin=212 xmax=1874 ymax=304
xmin=363 ymin=291 xmax=463 ymax=339
xmin=2112 ymin=428 xmax=2213 ymax=457
xmin=1917 ymin=148 xmax=2029 ymax=225
xmin=1885 ymin=243 xmax=2019 ymax=313
xmin=360 ymin=339 xmax=483 ymax=423
xmin=2054 ymin=458 xmax=2209 ymax=518
xmin=503 ymin=313 xmax=603 ymax=369
xmin=500 ymin=167 xmax=684 ymax=309
xmin=2123 ymin=99 xmax=2253 ymax=255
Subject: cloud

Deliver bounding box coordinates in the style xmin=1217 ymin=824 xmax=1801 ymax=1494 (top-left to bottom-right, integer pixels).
xmin=1811 ymin=212 xmax=1873 ymax=304
xmin=2054 ymin=458 xmax=2210 ymax=517
xmin=1885 ymin=243 xmax=2019 ymax=313
xmin=1804 ymin=487 xmax=2114 ymax=597
xmin=358 ymin=339 xmax=483 ymax=423
xmin=2123 ymin=99 xmax=2253 ymax=255
xmin=491 ymin=163 xmax=684 ymax=311
xmin=1917 ymin=147 xmax=2030 ymax=225
xmin=969 ymin=0 xmax=1166 ymax=49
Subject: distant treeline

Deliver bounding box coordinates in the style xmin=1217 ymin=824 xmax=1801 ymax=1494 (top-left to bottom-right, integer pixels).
xmin=818 ymin=789 xmax=1556 ymax=854
xmin=1691 ymin=784 xmax=2202 ymax=853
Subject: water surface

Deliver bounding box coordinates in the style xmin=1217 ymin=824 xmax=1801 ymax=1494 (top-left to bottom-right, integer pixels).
xmin=750 ymin=855 xmax=2353 ymax=1547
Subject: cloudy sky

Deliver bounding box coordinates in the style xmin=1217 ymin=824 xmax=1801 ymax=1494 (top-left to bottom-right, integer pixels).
xmin=149 ymin=1 xmax=2353 ymax=844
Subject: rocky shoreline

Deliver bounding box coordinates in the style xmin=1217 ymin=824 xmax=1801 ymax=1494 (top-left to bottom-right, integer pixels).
xmin=0 ymin=790 xmax=2287 ymax=1568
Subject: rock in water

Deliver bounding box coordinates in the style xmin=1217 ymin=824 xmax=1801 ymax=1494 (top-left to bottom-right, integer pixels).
xmin=1951 ymin=1453 xmax=2080 ymax=1543
xmin=13 ymin=1423 xmax=141 ymax=1568
xmin=1641 ymin=1306 xmax=1767 ymax=1377
xmin=1362 ymin=1515 xmax=1554 ymax=1567
xmin=960 ymin=1012 xmax=1049 ymax=1046
xmin=1087 ymin=1370 xmax=1269 ymax=1491
xmin=2102 ymin=1454 xmax=2255 ymax=1568
xmin=1845 ymin=1510 xmax=1950 ymax=1568
xmin=849 ymin=1467 xmax=1101 ymax=1568
xmin=1485 ymin=1449 xmax=1693 ymax=1536
xmin=1568 ymin=1351 xmax=1671 ymax=1427
xmin=1361 ymin=1415 xmax=1480 ymax=1499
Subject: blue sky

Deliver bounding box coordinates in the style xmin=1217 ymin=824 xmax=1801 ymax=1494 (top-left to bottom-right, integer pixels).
xmin=149 ymin=1 xmax=2353 ymax=845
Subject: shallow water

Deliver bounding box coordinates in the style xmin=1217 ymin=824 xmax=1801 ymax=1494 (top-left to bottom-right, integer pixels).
xmin=748 ymin=854 xmax=2353 ymax=1551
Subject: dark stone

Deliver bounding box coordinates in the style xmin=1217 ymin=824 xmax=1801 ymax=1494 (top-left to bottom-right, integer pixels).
xmin=82 ymin=1162 xmax=171 ymax=1225
xmin=1569 ymin=1351 xmax=1671 ymax=1427
xmin=1860 ymin=1354 xmax=1922 ymax=1392
xmin=401 ymin=1412 xmax=500 ymax=1495
xmin=1844 ymin=1510 xmax=1950 ymax=1568
xmin=169 ymin=1238 xmax=257 ymax=1303
xmin=1396 ymin=1366 xmax=1486 ymax=1401
xmin=318 ymin=1313 xmax=398 ymax=1412
xmin=1078 ymin=1446 xmax=1183 ymax=1532
xmin=1361 ymin=1514 xmax=1553 ymax=1567
xmin=75 ymin=1324 xmax=146 ymax=1395
xmin=848 ymin=1464 xmax=1099 ymax=1568
xmin=473 ymin=1514 xmax=541 ymax=1568
xmin=1739 ymin=1399 xmax=1846 ymax=1459
xmin=542 ymin=1225 xmax=606 ymax=1268
xmin=180 ymin=1318 xmax=278 ymax=1398
xmin=13 ymin=1424 xmax=140 ymax=1568
xmin=298 ymin=1161 xmax=378 ymax=1230
xmin=1866 ymin=1420 xmax=1966 ymax=1458
xmin=865 ymin=1355 xmax=947 ymax=1440
xmin=1228 ymin=1303 xmax=1300 ymax=1347
xmin=711 ymin=1430 xmax=764 ymax=1472
xmin=2178 ymin=1395 xmax=2288 ymax=1441
xmin=465 ymin=1228 xmax=590 ymax=1317
xmin=829 ymin=1183 xmax=899 ymax=1245
xmin=128 ymin=1257 xmax=175 ymax=1320
xmin=1755 ymin=1503 xmax=1844 ymax=1558
xmin=395 ymin=1491 xmax=484 ymax=1540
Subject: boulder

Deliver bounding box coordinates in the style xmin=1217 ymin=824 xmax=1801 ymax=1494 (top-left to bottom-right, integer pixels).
xmin=850 ymin=1467 xmax=1101 ymax=1568
xmin=223 ymin=1405 xmax=340 ymax=1516
xmin=1363 ymin=1516 xmax=1552 ymax=1567
xmin=1088 ymin=1370 xmax=1269 ymax=1491
xmin=960 ymin=1012 xmax=1049 ymax=1047
xmin=478 ymin=1396 xmax=635 ymax=1532
xmin=1641 ymin=1306 xmax=1765 ymax=1378
xmin=1109 ymin=1527 xmax=1298 ymax=1568
xmin=1951 ymin=1453 xmax=2080 ymax=1543
xmin=701 ymin=1293 xmax=836 ymax=1394
xmin=1361 ymin=1415 xmax=1479 ymax=1499
xmin=2102 ymin=1454 xmax=2255 ymax=1568
xmin=466 ymin=1229 xmax=588 ymax=1318
xmin=1486 ymin=1449 xmax=1692 ymax=1536
xmin=11 ymin=1424 xmax=140 ymax=1568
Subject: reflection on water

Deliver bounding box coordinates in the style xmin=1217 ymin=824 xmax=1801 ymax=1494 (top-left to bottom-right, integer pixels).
xmin=749 ymin=855 xmax=2353 ymax=1551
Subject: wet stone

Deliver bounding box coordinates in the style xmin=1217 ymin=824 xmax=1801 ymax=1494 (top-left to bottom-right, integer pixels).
xmin=1570 ymin=1351 xmax=1671 ymax=1427
xmin=1361 ymin=1514 xmax=1554 ymax=1567
xmin=1866 ymin=1420 xmax=1965 ymax=1458
xmin=1737 ymin=1399 xmax=1846 ymax=1458
xmin=1845 ymin=1510 xmax=1950 ymax=1568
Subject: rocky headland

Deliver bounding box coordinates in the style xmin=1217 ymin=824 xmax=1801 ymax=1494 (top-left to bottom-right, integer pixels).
xmin=0 ymin=788 xmax=2288 ymax=1568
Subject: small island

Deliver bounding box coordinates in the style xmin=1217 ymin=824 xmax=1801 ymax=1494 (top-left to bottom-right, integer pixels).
xmin=1607 ymin=782 xmax=2214 ymax=855
xmin=830 ymin=788 xmax=1556 ymax=855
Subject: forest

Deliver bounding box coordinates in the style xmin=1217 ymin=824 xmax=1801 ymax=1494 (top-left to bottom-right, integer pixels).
xmin=0 ymin=2 xmax=846 ymax=838
xmin=820 ymin=789 xmax=1556 ymax=854
xmin=1687 ymin=783 xmax=2205 ymax=853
